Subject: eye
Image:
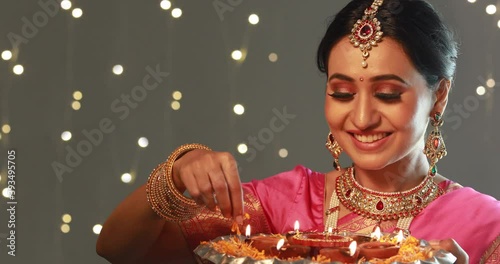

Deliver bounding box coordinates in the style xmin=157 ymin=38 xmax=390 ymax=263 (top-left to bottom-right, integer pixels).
xmin=374 ymin=92 xmax=402 ymax=101
xmin=328 ymin=92 xmax=356 ymax=101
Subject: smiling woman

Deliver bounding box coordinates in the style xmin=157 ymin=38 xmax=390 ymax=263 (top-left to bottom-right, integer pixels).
xmin=96 ymin=0 xmax=500 ymax=263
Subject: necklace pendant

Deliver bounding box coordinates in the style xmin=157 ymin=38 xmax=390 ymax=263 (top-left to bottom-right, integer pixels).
xmin=376 ymin=200 xmax=384 ymax=210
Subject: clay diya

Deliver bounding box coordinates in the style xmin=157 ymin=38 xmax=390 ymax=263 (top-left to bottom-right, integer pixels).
xmin=318 ymin=241 xmax=358 ymax=263
xmin=246 ymin=234 xmax=284 ymax=254
xmin=270 ymin=238 xmax=311 ymax=259
xmin=358 ymin=241 xmax=400 ymax=260
xmin=289 ymin=232 xmax=353 ymax=248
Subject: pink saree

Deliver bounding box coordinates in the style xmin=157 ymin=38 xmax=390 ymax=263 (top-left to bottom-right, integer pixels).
xmin=180 ymin=165 xmax=500 ymax=263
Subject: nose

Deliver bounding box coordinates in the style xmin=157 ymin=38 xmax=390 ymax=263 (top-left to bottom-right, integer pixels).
xmin=351 ymin=93 xmax=381 ymax=130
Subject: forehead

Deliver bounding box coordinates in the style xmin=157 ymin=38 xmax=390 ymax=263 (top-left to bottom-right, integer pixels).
xmin=327 ymin=37 xmax=424 ymax=84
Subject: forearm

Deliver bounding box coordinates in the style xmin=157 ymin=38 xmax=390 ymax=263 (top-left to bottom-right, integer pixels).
xmin=96 ymin=183 xmax=167 ymax=262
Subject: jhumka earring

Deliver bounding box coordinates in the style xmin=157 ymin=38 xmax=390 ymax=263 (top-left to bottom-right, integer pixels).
xmin=424 ymin=112 xmax=447 ymax=176
xmin=326 ymin=132 xmax=343 ymax=171
xmin=348 ymin=0 xmax=384 ymax=68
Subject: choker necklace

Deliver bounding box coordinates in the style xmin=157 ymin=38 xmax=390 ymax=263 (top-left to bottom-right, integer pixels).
xmin=325 ymin=167 xmax=444 ymax=231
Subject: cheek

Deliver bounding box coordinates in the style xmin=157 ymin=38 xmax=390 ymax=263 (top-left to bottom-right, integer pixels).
xmin=324 ymin=98 xmax=348 ymax=130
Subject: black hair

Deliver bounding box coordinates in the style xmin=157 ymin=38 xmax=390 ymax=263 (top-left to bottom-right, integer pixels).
xmin=316 ymin=0 xmax=458 ymax=89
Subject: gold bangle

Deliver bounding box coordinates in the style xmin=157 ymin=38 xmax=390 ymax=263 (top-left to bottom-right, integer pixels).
xmin=146 ymin=143 xmax=212 ymax=222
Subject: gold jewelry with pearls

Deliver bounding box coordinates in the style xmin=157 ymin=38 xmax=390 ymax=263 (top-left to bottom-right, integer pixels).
xmin=349 ymin=0 xmax=384 ymax=68
xmin=146 ymin=143 xmax=212 ymax=222
xmin=325 ymin=167 xmax=444 ymax=231
xmin=325 ymin=132 xmax=343 ymax=171
xmin=424 ymin=112 xmax=447 ymax=177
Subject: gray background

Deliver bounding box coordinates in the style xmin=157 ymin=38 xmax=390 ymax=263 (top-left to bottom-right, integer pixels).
xmin=0 ymin=0 xmax=498 ymax=263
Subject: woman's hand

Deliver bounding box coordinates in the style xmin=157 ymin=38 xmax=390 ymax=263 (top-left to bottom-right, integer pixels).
xmin=429 ymin=239 xmax=469 ymax=264
xmin=172 ymin=149 xmax=244 ymax=223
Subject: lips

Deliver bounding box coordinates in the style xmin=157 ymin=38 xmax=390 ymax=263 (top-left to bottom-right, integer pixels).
xmin=353 ymin=133 xmax=389 ymax=143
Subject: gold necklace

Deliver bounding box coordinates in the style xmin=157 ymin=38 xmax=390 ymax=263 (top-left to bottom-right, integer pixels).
xmin=325 ymin=167 xmax=443 ymax=231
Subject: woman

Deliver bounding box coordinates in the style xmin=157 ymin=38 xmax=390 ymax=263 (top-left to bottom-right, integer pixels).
xmin=96 ymin=0 xmax=500 ymax=263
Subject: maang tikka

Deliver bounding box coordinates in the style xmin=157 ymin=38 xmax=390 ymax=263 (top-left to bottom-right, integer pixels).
xmin=326 ymin=132 xmax=343 ymax=171
xmin=349 ymin=0 xmax=384 ymax=68
xmin=424 ymin=112 xmax=447 ymax=176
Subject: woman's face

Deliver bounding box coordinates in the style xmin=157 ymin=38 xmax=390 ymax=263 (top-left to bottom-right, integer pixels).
xmin=325 ymin=37 xmax=436 ymax=170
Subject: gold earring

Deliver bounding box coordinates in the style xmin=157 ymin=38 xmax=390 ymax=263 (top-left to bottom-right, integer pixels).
xmin=424 ymin=112 xmax=447 ymax=176
xmin=326 ymin=132 xmax=343 ymax=171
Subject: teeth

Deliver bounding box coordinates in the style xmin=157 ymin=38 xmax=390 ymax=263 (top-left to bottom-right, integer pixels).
xmin=354 ymin=133 xmax=388 ymax=143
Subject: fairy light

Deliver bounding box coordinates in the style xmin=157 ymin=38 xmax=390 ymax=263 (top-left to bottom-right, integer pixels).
xmin=279 ymin=148 xmax=288 ymax=158
xmin=62 ymin=214 xmax=72 ymax=223
xmin=93 ymin=224 xmax=102 ymax=235
xmin=486 ymin=78 xmax=495 ymax=88
xmin=72 ymin=101 xmax=81 ymax=110
xmin=61 ymin=131 xmax=72 ymax=141
xmin=231 ymin=50 xmax=243 ymax=61
xmin=172 ymin=91 xmax=182 ymax=100
xmin=1 ymin=50 xmax=12 ymax=60
xmin=476 ymin=86 xmax=486 ymax=96
xmin=61 ymin=0 xmax=72 ymax=10
xmin=2 ymin=124 xmax=11 ymax=134
xmin=171 ymin=101 xmax=181 ymax=110
xmin=13 ymin=65 xmax=24 ymax=75
xmin=112 ymin=65 xmax=124 ymax=75
xmin=72 ymin=8 xmax=83 ymax=18
xmin=248 ymin=14 xmax=259 ymax=25
xmin=237 ymin=144 xmax=248 ymax=154
xmin=268 ymin=53 xmax=278 ymax=62
xmin=233 ymin=104 xmax=245 ymax=115
xmin=172 ymin=8 xmax=182 ymax=18
xmin=73 ymin=91 xmax=83 ymax=100
xmin=160 ymin=0 xmax=171 ymax=10
xmin=121 ymin=173 xmax=132 ymax=183
xmin=61 ymin=224 xmax=70 ymax=233
xmin=486 ymin=5 xmax=497 ymax=15
xmin=138 ymin=137 xmax=149 ymax=148
xmin=2 ymin=188 xmax=11 ymax=198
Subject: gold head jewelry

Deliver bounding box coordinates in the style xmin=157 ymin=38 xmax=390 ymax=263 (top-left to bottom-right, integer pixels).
xmin=325 ymin=132 xmax=343 ymax=171
xmin=424 ymin=112 xmax=447 ymax=177
xmin=348 ymin=0 xmax=384 ymax=68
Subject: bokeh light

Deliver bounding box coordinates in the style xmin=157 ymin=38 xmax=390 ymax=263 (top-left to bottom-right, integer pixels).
xmin=138 ymin=137 xmax=149 ymax=148
xmin=249 ymin=14 xmax=259 ymax=25
xmin=1 ymin=50 xmax=12 ymax=60
xmin=61 ymin=131 xmax=72 ymax=141
xmin=233 ymin=104 xmax=245 ymax=115
xmin=279 ymin=148 xmax=289 ymax=158
xmin=72 ymin=8 xmax=83 ymax=18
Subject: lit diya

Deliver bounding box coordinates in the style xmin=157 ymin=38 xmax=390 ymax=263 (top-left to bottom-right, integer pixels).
xmin=318 ymin=241 xmax=358 ymax=263
xmin=270 ymin=238 xmax=311 ymax=259
xmin=358 ymin=227 xmax=403 ymax=260
xmin=289 ymin=231 xmax=353 ymax=248
xmin=244 ymin=225 xmax=284 ymax=255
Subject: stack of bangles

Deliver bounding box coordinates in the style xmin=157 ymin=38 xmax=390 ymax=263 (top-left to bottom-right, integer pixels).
xmin=146 ymin=143 xmax=212 ymax=222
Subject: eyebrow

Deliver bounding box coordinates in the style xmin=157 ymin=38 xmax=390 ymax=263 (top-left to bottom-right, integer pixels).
xmin=328 ymin=73 xmax=409 ymax=85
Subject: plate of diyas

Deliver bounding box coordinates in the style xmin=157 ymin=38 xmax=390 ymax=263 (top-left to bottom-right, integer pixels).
xmin=194 ymin=223 xmax=457 ymax=263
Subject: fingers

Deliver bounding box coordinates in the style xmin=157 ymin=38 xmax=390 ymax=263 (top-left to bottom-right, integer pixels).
xmin=220 ymin=152 xmax=244 ymax=219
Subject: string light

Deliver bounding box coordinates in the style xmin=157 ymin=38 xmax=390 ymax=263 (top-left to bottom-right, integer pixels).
xmin=237 ymin=144 xmax=248 ymax=154
xmin=61 ymin=131 xmax=72 ymax=141
xmin=486 ymin=78 xmax=496 ymax=88
xmin=279 ymin=148 xmax=289 ymax=158
xmin=121 ymin=173 xmax=132 ymax=183
xmin=1 ymin=50 xmax=12 ymax=60
xmin=172 ymin=8 xmax=182 ymax=18
xmin=172 ymin=91 xmax=182 ymax=100
xmin=486 ymin=5 xmax=497 ymax=15
xmin=171 ymin=101 xmax=180 ymax=110
xmin=61 ymin=224 xmax=70 ymax=233
xmin=71 ymin=101 xmax=81 ymax=110
xmin=231 ymin=50 xmax=243 ymax=61
xmin=72 ymin=8 xmax=83 ymax=18
xmin=233 ymin=104 xmax=245 ymax=115
xmin=268 ymin=53 xmax=278 ymax=62
xmin=160 ymin=0 xmax=171 ymax=10
xmin=13 ymin=65 xmax=24 ymax=75
xmin=138 ymin=137 xmax=149 ymax=148
xmin=93 ymin=224 xmax=103 ymax=235
xmin=62 ymin=214 xmax=72 ymax=223
xmin=2 ymin=124 xmax=11 ymax=134
xmin=112 ymin=65 xmax=124 ymax=75
xmin=73 ymin=91 xmax=83 ymax=100
xmin=2 ymin=188 xmax=11 ymax=198
xmin=476 ymin=86 xmax=486 ymax=96
xmin=61 ymin=0 xmax=72 ymax=10
xmin=248 ymin=14 xmax=259 ymax=25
